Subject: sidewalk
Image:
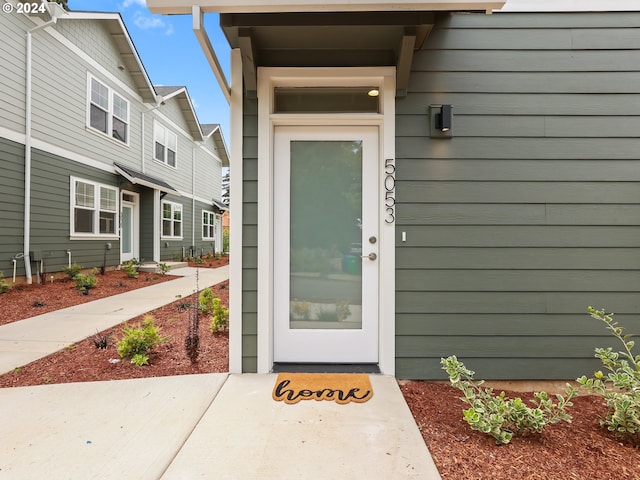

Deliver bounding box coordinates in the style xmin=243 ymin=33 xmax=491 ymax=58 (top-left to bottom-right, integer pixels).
xmin=0 ymin=266 xmax=229 ymax=375
xmin=0 ymin=264 xmax=443 ymax=479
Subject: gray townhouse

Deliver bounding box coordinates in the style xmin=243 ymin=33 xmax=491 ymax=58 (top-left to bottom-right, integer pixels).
xmin=0 ymin=4 xmax=229 ymax=286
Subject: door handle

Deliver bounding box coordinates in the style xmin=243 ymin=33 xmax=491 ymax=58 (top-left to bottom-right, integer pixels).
xmin=361 ymin=252 xmax=377 ymax=261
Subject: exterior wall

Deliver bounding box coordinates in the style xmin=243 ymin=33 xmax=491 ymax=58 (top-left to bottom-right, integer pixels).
xmin=242 ymin=98 xmax=259 ymax=373
xmin=0 ymin=138 xmax=26 ymax=280
xmin=0 ymin=13 xmax=28 ymax=134
xmin=30 ymin=148 xmax=121 ymax=273
xmin=0 ymin=13 xmax=226 ymax=279
xmin=395 ymin=11 xmax=640 ymax=379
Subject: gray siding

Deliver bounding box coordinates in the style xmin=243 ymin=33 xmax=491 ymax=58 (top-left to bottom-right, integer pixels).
xmin=242 ymin=99 xmax=259 ymax=373
xmin=0 ymin=13 xmax=28 ymax=134
xmin=395 ymin=12 xmax=640 ymax=379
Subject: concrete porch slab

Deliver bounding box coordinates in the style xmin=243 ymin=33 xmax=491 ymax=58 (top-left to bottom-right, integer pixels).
xmin=160 ymin=374 xmax=442 ymax=479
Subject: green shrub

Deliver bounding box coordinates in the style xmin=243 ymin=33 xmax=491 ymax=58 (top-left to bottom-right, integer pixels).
xmin=198 ymin=287 xmax=216 ymax=314
xmin=63 ymin=262 xmax=82 ymax=280
xmin=441 ymin=355 xmax=577 ymax=445
xmin=208 ymin=297 xmax=229 ymax=333
xmin=222 ymin=227 xmax=229 ymax=253
xmin=577 ymin=307 xmax=640 ymax=444
xmin=122 ymin=260 xmax=139 ymax=279
xmin=116 ymin=316 xmax=164 ymax=366
xmin=0 ymin=273 xmax=11 ymax=294
xmin=158 ymin=263 xmax=170 ymax=275
xmin=74 ymin=268 xmax=98 ymax=290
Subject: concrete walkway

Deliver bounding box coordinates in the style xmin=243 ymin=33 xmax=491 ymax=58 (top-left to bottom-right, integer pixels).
xmin=0 ymin=265 xmax=442 ymax=479
xmin=0 ymin=266 xmax=228 ymax=375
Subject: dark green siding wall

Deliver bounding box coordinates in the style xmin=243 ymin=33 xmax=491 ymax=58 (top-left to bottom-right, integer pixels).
xmin=395 ymin=12 xmax=640 ymax=379
xmin=0 ymin=138 xmax=26 ymax=279
xmin=31 ymin=149 xmax=120 ymax=274
xmin=242 ymin=98 xmax=259 ymax=372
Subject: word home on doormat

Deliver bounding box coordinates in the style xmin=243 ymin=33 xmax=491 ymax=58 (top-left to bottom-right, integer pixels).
xmin=272 ymin=373 xmax=373 ymax=405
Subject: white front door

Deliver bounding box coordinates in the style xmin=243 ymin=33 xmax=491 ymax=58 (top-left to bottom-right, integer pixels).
xmin=120 ymin=191 xmax=139 ymax=263
xmin=273 ymin=125 xmax=379 ymax=363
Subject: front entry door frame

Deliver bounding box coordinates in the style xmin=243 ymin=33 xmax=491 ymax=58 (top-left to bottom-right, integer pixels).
xmin=120 ymin=190 xmax=139 ymax=263
xmin=256 ymin=66 xmax=396 ymax=374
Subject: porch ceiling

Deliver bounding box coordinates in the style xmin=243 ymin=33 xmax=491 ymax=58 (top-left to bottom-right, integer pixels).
xmin=220 ymin=12 xmax=439 ymax=97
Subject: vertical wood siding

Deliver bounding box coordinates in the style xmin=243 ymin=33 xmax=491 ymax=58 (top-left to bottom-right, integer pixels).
xmin=395 ymin=12 xmax=640 ymax=379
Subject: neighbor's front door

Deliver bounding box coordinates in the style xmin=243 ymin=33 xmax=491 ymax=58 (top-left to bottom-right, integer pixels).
xmin=120 ymin=191 xmax=138 ymax=263
xmin=273 ymin=125 xmax=379 ymax=363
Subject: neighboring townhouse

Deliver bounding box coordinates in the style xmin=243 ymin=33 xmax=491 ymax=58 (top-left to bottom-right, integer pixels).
xmin=150 ymin=0 xmax=640 ymax=381
xmin=0 ymin=5 xmax=229 ymax=285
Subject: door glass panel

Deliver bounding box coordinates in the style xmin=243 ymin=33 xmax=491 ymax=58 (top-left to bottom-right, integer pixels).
xmin=122 ymin=206 xmax=132 ymax=255
xmin=289 ymin=140 xmax=362 ymax=330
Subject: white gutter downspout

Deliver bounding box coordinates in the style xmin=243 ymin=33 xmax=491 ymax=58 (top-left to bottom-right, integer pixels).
xmin=24 ymin=4 xmax=65 ymax=284
xmin=192 ymin=145 xmax=197 ymax=252
xmin=192 ymin=5 xmax=231 ymax=105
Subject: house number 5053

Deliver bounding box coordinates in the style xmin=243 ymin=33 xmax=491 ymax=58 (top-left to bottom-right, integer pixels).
xmin=384 ymin=158 xmax=395 ymax=224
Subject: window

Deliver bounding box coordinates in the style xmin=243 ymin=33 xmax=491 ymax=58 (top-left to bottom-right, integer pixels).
xmin=154 ymin=123 xmax=178 ymax=167
xmin=71 ymin=177 xmax=118 ymax=236
xmin=89 ymin=76 xmax=129 ymax=144
xmin=162 ymin=201 xmax=182 ymax=238
xmin=203 ymin=210 xmax=216 ymax=240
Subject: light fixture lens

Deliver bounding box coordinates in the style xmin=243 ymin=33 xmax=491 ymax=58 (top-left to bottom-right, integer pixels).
xmin=367 ymin=89 xmax=379 ymax=97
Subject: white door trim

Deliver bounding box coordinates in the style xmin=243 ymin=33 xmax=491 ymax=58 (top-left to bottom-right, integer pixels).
xmin=120 ymin=190 xmax=140 ymax=263
xmin=256 ymin=66 xmax=396 ymax=374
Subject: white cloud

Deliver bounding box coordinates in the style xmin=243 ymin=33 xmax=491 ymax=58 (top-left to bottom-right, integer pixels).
xmin=133 ymin=11 xmax=174 ymax=35
xmin=121 ymin=0 xmax=147 ymax=7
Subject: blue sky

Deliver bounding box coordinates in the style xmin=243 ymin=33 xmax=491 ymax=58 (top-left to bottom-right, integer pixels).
xmin=68 ymin=0 xmax=231 ymax=141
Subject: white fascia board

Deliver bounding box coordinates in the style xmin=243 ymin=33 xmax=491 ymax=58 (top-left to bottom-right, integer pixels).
xmin=498 ymin=0 xmax=640 ymax=11
xmin=147 ymin=0 xmax=505 ymax=14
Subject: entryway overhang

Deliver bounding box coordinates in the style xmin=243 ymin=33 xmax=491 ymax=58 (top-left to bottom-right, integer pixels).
xmin=114 ymin=162 xmax=180 ymax=196
xmin=147 ymin=1 xmax=504 ymax=98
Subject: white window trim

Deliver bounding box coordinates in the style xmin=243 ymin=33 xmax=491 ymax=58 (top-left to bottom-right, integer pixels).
xmin=202 ymin=209 xmax=216 ymax=240
xmin=69 ymin=176 xmax=119 ymax=239
xmin=86 ymin=73 xmax=130 ymax=146
xmin=161 ymin=200 xmax=183 ymax=239
xmin=153 ymin=120 xmax=178 ymax=169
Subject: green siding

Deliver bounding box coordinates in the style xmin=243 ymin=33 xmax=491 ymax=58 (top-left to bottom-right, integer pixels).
xmin=242 ymin=99 xmax=259 ymax=372
xmin=0 ymin=138 xmax=25 ymax=279
xmin=395 ymin=11 xmax=640 ymax=380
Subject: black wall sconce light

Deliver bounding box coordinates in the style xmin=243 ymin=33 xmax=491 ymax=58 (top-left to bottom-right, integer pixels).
xmin=429 ymin=104 xmax=453 ymax=138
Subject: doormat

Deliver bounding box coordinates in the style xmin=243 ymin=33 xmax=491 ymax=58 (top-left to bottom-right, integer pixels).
xmin=272 ymin=373 xmax=373 ymax=405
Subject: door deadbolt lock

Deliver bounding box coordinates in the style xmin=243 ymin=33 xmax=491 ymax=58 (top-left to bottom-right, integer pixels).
xmin=369 ymin=236 xmax=377 ymax=244
xmin=361 ymin=252 xmax=377 ymax=261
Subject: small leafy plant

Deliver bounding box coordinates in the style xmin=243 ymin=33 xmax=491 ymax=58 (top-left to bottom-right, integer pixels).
xmin=63 ymin=263 xmax=82 ymax=280
xmin=74 ymin=268 xmax=98 ymax=290
xmin=92 ymin=332 xmax=109 ymax=349
xmin=291 ymin=300 xmax=311 ymax=321
xmin=116 ymin=316 xmax=164 ymax=366
xmin=441 ymin=355 xmax=577 ymax=445
xmin=198 ymin=287 xmax=216 ymax=314
xmin=209 ymin=297 xmax=229 ymax=333
xmin=122 ymin=260 xmax=139 ymax=279
xmin=0 ymin=273 xmax=11 ymax=294
xmin=577 ymin=307 xmax=640 ymax=444
xmin=158 ymin=262 xmax=170 ymax=275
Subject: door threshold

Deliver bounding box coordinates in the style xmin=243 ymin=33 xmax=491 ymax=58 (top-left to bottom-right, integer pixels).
xmin=272 ymin=363 xmax=380 ymax=374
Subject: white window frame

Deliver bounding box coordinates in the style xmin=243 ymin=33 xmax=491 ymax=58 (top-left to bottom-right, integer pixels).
xmin=153 ymin=121 xmax=178 ymax=168
xmin=161 ymin=200 xmax=183 ymax=239
xmin=87 ymin=74 xmax=130 ymax=145
xmin=202 ymin=210 xmax=216 ymax=240
xmin=70 ymin=176 xmax=119 ymax=239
